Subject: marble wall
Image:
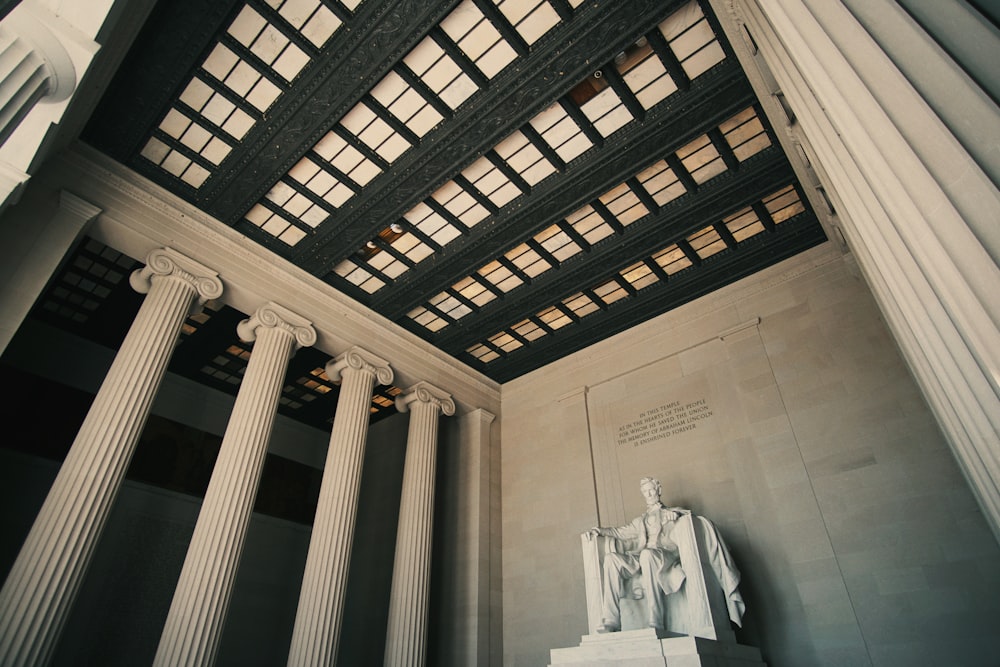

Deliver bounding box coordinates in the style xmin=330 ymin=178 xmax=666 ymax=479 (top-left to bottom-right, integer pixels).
xmin=500 ymin=243 xmax=1000 ymax=666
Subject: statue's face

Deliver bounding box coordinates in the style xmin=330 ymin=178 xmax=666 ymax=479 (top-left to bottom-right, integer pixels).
xmin=640 ymin=482 xmax=660 ymax=505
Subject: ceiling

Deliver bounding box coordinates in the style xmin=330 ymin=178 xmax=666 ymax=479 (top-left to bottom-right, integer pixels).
xmin=61 ymin=0 xmax=825 ymax=417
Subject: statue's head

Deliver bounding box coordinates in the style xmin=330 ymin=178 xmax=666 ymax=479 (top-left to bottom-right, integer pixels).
xmin=639 ymin=477 xmax=662 ymax=504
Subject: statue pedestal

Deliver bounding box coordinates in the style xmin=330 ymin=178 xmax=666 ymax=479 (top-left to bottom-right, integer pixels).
xmin=549 ymin=629 xmax=767 ymax=666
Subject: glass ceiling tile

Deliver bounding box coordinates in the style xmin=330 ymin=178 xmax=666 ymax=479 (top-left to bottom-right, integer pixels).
xmin=334 ymin=259 xmax=385 ymax=293
xmin=636 ymin=161 xmax=685 ymax=206
xmin=593 ymin=278 xmax=630 ymax=304
xmin=403 ymin=202 xmax=463 ymax=246
xmin=454 ymin=275 xmax=497 ymax=307
xmin=566 ymin=204 xmax=614 ymax=245
xmin=619 ymin=261 xmax=658 ymax=290
xmin=429 ymin=291 xmax=473 ymax=320
xmin=530 ymin=103 xmax=592 ymax=163
xmin=511 ymin=318 xmax=547 ymax=342
xmin=652 ymin=244 xmax=692 ymax=275
xmin=505 ymin=243 xmax=550 ymax=278
xmin=688 ymin=225 xmax=726 ymax=259
xmin=391 ymin=232 xmax=434 ymax=264
xmin=432 ymin=181 xmax=490 ymax=226
xmin=659 ymin=1 xmax=725 ymax=80
xmin=563 ymin=292 xmax=599 ymax=318
xmin=723 ymin=206 xmax=765 ymax=242
xmin=408 ymin=306 xmax=450 ymax=333
xmin=537 ymin=305 xmax=571 ymax=330
xmin=581 ymin=87 xmax=632 ymax=137
xmin=622 ymin=49 xmax=676 ymax=109
xmin=495 ymin=131 xmax=555 ymax=185
xmin=534 ymin=224 xmax=581 ymax=262
xmin=763 ymin=185 xmax=805 ymax=223
xmin=495 ymin=0 xmax=560 ymax=45
xmin=489 ymin=331 xmax=522 ymax=353
xmin=340 ymin=102 xmax=412 ymax=164
xmin=467 ymin=343 xmax=501 ymax=363
xmin=441 ymin=0 xmax=517 ymax=78
xmin=600 ymin=183 xmax=648 ymax=226
xmin=720 ymin=107 xmax=771 ymax=161
xmin=478 ymin=259 xmax=523 ymax=292
xmin=676 ymin=134 xmax=726 ymax=184
xmin=462 ymin=158 xmax=520 ymax=209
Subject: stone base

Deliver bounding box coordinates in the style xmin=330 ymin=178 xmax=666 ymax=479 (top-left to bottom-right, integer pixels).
xmin=549 ymin=629 xmax=767 ymax=666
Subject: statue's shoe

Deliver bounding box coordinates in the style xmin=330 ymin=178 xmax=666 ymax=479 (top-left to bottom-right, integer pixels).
xmin=596 ymin=621 xmax=621 ymax=633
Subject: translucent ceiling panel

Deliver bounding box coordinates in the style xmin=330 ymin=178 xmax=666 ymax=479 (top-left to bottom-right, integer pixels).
xmin=494 ymin=0 xmax=560 ymax=45
xmin=676 ymin=134 xmax=726 ymax=184
xmin=404 ymin=37 xmax=478 ymax=110
xmin=530 ymin=103 xmax=593 ymax=163
xmin=659 ymin=1 xmax=726 ymax=80
xmin=370 ymin=71 xmax=444 ymax=137
xmin=635 ymin=160 xmax=686 ymax=206
xmin=440 ymin=0 xmax=517 ymax=78
xmin=720 ymin=107 xmax=771 ymax=161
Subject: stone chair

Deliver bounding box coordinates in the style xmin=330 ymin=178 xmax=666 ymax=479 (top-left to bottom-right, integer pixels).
xmin=579 ymin=512 xmax=744 ymax=641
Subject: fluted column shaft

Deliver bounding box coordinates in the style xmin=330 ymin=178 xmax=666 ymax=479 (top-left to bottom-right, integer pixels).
xmin=384 ymin=382 xmax=455 ymax=667
xmin=287 ymin=347 xmax=393 ymax=666
xmin=154 ymin=303 xmax=315 ymax=667
xmin=0 ymin=248 xmax=222 ymax=667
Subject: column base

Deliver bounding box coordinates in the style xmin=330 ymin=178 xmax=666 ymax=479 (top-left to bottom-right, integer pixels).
xmin=549 ymin=629 xmax=767 ymax=666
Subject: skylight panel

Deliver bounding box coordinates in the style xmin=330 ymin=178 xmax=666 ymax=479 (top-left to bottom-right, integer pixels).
xmin=599 ymin=183 xmax=649 ymax=226
xmin=403 ymin=202 xmax=463 ymax=246
xmin=511 ymin=318 xmax=547 ymax=342
xmin=534 ymin=224 xmax=581 ymax=262
xmin=454 ymin=275 xmax=497 ymax=307
xmin=478 ymin=259 xmax=523 ymax=292
xmin=530 ymin=103 xmax=592 ymax=162
xmin=580 ymin=85 xmax=633 ymax=137
xmin=264 ymin=0 xmax=343 ymax=47
xmin=687 ymin=225 xmax=727 ymax=259
xmin=244 ymin=203 xmax=308 ymax=246
xmin=617 ymin=38 xmax=677 ymax=109
xmin=676 ymin=134 xmax=727 ymax=184
xmin=488 ymin=331 xmax=523 ymax=353
xmin=370 ymin=71 xmax=444 ymax=137
xmin=592 ymin=278 xmax=630 ymax=305
xmin=723 ymin=206 xmax=765 ymax=242
xmin=562 ymin=292 xmax=599 ymax=318
xmin=203 ymin=43 xmax=283 ymax=111
xmin=429 ymin=291 xmax=473 ymax=320
xmin=635 ymin=161 xmax=685 ymax=206
xmin=141 ymin=136 xmax=212 ymax=189
xmin=566 ymin=204 xmax=615 ymax=245
xmin=651 ymin=244 xmax=692 ymax=275
xmin=495 ymin=131 xmax=556 ymax=185
xmin=228 ymin=6 xmax=310 ymax=82
xmin=389 ymin=231 xmax=434 ymax=265
xmin=537 ymin=305 xmax=572 ymax=330
xmin=313 ymin=131 xmax=381 ymax=187
xmin=462 ymin=158 xmax=521 ymax=208
xmin=495 ymin=0 xmax=560 ymax=45
xmin=763 ymin=185 xmax=805 ymax=223
xmin=505 ymin=243 xmax=551 ymax=278
xmin=432 ymin=180 xmax=491 ymax=226
xmin=288 ymin=157 xmax=349 ymax=214
xmin=404 ymin=37 xmax=478 ymax=109
xmin=408 ymin=306 xmax=450 ymax=333
xmin=620 ymin=261 xmax=659 ymax=290
xmin=340 ymin=102 xmax=412 ymax=163
xmin=440 ymin=0 xmax=517 ymax=78
xmin=659 ymin=1 xmax=725 ymax=80
xmin=467 ymin=343 xmax=501 ymax=363
xmin=720 ymin=107 xmax=771 ymax=161
xmin=333 ymin=259 xmax=386 ymax=293
xmin=201 ymin=342 xmax=251 ymax=386
xmin=179 ymin=78 xmax=256 ymax=141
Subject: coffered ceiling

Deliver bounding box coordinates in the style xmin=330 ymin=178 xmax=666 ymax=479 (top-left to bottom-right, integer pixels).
xmin=80 ymin=0 xmax=826 ymax=387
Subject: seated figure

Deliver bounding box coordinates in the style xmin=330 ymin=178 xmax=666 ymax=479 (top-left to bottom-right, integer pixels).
xmin=583 ymin=477 xmax=745 ymax=639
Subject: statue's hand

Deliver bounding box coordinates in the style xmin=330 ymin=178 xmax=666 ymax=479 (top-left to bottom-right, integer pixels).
xmin=585 ymin=527 xmax=602 ymax=540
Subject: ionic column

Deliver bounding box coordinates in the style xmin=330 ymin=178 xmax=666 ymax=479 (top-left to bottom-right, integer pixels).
xmin=384 ymin=382 xmax=455 ymax=667
xmin=154 ymin=302 xmax=315 ymax=667
xmin=0 ymin=247 xmax=222 ymax=667
xmin=287 ymin=347 xmax=393 ymax=666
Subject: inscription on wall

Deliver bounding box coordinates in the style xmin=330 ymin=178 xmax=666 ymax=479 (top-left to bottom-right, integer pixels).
xmin=615 ymin=399 xmax=714 ymax=447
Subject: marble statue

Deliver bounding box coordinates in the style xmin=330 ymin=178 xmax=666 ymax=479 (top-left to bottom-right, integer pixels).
xmin=583 ymin=477 xmax=745 ymax=638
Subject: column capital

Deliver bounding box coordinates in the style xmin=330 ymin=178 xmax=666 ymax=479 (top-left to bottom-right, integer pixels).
xmin=325 ymin=346 xmax=393 ymax=386
xmin=237 ymin=302 xmax=316 ymax=350
xmin=129 ymin=247 xmax=224 ymax=304
xmin=396 ymin=381 xmax=456 ymax=417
